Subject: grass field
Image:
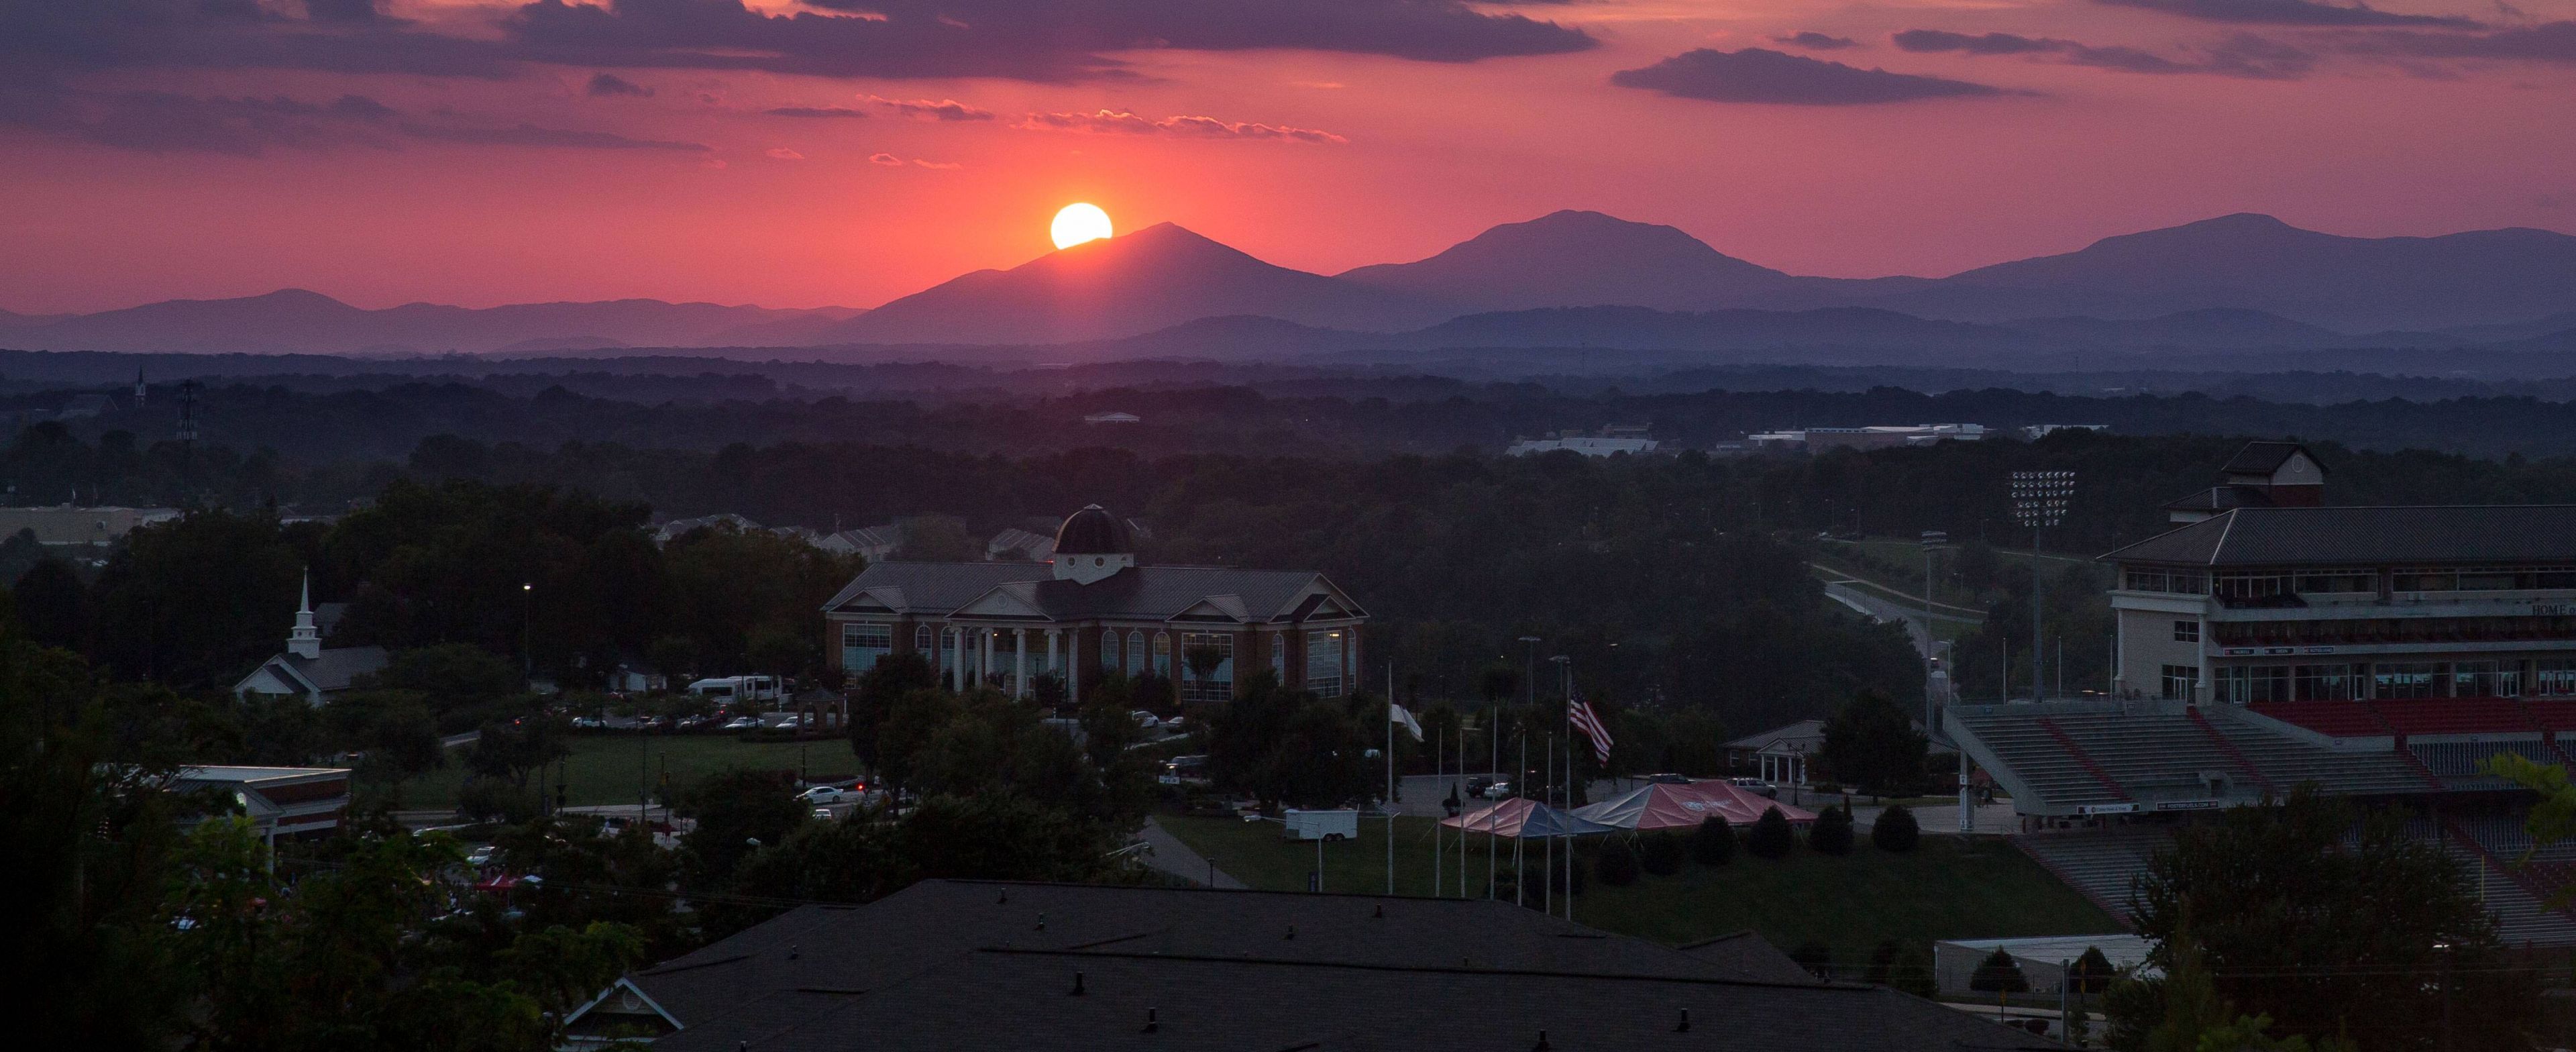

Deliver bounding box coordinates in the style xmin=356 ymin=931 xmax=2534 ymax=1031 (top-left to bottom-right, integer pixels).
xmin=1154 ymin=814 xmax=2118 ymax=960
xmin=394 ymin=733 xmax=854 ymax=809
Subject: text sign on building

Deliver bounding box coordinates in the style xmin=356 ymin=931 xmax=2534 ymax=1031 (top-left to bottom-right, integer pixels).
xmin=2079 ymin=803 xmax=2141 ymax=816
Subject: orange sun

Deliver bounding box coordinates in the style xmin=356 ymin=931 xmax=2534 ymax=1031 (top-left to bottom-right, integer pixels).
xmin=1050 ymin=203 xmax=1113 ymax=250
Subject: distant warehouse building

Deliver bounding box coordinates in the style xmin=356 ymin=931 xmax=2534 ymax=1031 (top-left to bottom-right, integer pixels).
xmin=1945 ymin=441 xmax=2576 ymax=945
xmin=1748 ymin=423 xmax=1985 ymax=453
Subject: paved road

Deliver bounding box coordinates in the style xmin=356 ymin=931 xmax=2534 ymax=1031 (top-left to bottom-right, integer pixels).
xmin=1138 ymin=817 xmax=1246 ymax=888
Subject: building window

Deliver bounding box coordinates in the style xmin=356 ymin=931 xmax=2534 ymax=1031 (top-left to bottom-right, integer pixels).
xmin=2453 ymin=660 xmax=2515 ymax=698
xmin=2373 ymin=662 xmax=2439 ymax=700
xmin=914 ymin=624 xmax=932 ymax=651
xmin=2538 ymin=660 xmax=2576 ymax=697
xmin=1128 ymin=631 xmax=1146 ymax=676
xmin=1102 ymin=630 xmax=1121 ymax=671
xmin=2292 ymin=664 xmax=2355 ymax=701
xmin=1179 ymin=632 xmax=1236 ymax=703
xmin=841 ymin=622 xmax=892 ymax=674
xmin=2214 ymin=666 xmax=2288 ymax=704
xmin=1271 ymin=636 xmax=1286 ymax=682
xmin=2173 ymin=620 xmax=2200 ymax=643
xmin=1152 ymin=632 xmax=1172 ymax=677
xmin=2294 ymin=571 xmax=2376 ymax=594
xmin=1307 ymin=630 xmax=1346 ymax=698
xmin=2159 ymin=664 xmax=2198 ymax=700
xmin=2125 ymin=568 xmax=2209 ymax=594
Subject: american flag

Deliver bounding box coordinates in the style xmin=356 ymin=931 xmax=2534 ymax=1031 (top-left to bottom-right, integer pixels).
xmin=1569 ymin=697 xmax=1613 ymax=764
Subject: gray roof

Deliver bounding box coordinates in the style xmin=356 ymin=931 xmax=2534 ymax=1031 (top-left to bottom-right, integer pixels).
xmin=2221 ymin=441 xmax=2321 ymax=478
xmin=2160 ymin=484 xmax=2273 ymax=513
xmin=621 ymin=880 xmax=1738 ymax=1032
xmin=1674 ymin=930 xmax=1821 ymax=984
xmin=824 ymin=562 xmax=1359 ymax=623
xmin=653 ymin=946 xmax=2061 ymax=1052
xmin=2100 ymin=505 xmax=2576 ymax=567
xmin=278 ymin=645 xmax=390 ymax=692
xmin=1728 ymin=719 xmax=1826 ymax=751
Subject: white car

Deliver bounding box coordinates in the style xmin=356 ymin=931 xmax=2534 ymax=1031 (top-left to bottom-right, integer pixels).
xmin=1161 ymin=716 xmax=1187 ymax=732
xmin=723 ymin=717 xmax=761 ymax=731
xmin=1481 ymin=781 xmax=1514 ymax=800
xmin=570 ymin=717 xmax=605 ymax=729
xmin=1130 ymin=711 xmax=1161 ymax=729
xmin=797 ymin=786 xmax=853 ymax=805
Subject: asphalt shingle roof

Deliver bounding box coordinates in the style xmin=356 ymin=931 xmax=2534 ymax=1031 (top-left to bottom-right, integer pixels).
xmin=2220 ymin=441 xmax=2320 ymax=477
xmin=655 ymin=947 xmax=2062 ymax=1052
xmin=2100 ymin=505 xmax=2576 ymax=567
xmin=276 ymin=645 xmax=390 ymax=692
xmin=1674 ymin=930 xmax=1821 ymax=984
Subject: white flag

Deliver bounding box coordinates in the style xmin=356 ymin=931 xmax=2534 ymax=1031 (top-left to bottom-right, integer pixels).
xmin=1388 ymin=703 xmax=1424 ymax=740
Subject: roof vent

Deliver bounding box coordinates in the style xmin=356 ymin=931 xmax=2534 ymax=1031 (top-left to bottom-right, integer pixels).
xmin=1071 ymin=970 xmax=1086 ymax=996
xmin=1677 ymin=1008 xmax=1691 ymax=1033
xmin=788 ymin=945 xmax=799 ymax=960
xmin=1373 ymin=904 xmax=1385 ymax=918
xmin=1143 ymin=1007 xmax=1159 ymax=1034
xmin=1284 ymin=925 xmax=1295 ymax=940
xmin=1036 ymin=912 xmax=1047 ymax=932
xmin=998 ymin=890 xmax=1009 ymax=904
xmin=1532 ymin=1029 xmax=1551 ymax=1052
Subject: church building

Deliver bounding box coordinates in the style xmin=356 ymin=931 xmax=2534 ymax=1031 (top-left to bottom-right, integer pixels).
xmin=233 ymin=574 xmax=390 ymax=705
xmin=819 ymin=505 xmax=1368 ymax=704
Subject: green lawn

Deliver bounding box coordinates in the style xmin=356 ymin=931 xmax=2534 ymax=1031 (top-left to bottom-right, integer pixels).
xmin=1155 ymin=815 xmax=2118 ymax=959
xmin=394 ymin=733 xmax=855 ymax=809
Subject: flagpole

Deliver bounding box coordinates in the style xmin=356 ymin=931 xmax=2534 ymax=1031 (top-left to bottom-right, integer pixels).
xmin=1433 ymin=725 xmax=1442 ymax=898
xmin=1386 ymin=661 xmax=1395 ymax=896
xmin=1543 ymin=734 xmax=1554 ymax=917
xmin=1515 ymin=731 xmax=1528 ymax=908
xmin=1487 ymin=702 xmax=1497 ymax=899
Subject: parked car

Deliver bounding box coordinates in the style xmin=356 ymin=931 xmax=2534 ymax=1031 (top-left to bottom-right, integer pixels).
xmin=1480 ymin=780 xmax=1514 ymax=799
xmin=466 ymin=845 xmax=498 ymax=867
xmin=1729 ymin=777 xmax=1780 ymax=798
xmin=1130 ymin=711 xmax=1160 ymax=729
xmin=570 ymin=716 xmax=605 ymax=729
xmin=812 ymin=807 xmax=835 ymax=821
xmin=797 ymin=785 xmax=854 ymax=805
xmin=1160 ymin=715 xmax=1187 ymax=732
xmin=1643 ymin=772 xmax=1690 ymax=785
xmin=1465 ymin=776 xmax=1495 ymax=797
xmin=722 ymin=717 xmax=761 ymax=731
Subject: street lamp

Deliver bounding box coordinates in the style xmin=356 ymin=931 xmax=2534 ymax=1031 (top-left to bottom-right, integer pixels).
xmin=2009 ymin=472 xmax=2074 ymax=702
xmin=1548 ymin=653 xmax=1573 ymax=921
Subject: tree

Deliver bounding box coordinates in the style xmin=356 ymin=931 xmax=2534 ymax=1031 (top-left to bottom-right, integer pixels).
xmin=847 ymin=650 xmax=939 ymax=772
xmin=1819 ymin=690 xmax=1927 ymax=796
xmin=1890 ymin=943 xmax=1938 ymax=1000
xmin=1872 ymin=802 xmax=1921 ymax=852
xmin=465 ymin=717 xmax=569 ymax=792
xmin=1809 ymin=800 xmax=1854 ymax=855
xmin=371 ymin=644 xmax=523 ymax=717
xmin=676 ymin=768 xmax=807 ymax=891
xmin=2118 ymin=787 xmax=2535 ymax=1051
xmin=1688 ymin=815 xmax=1735 ymax=865
xmin=1790 ymin=941 xmax=1833 ymax=980
xmin=13 ymin=556 xmax=88 ymax=651
xmin=1662 ymin=708 xmax=1728 ymax=776
xmin=1865 ymin=939 xmax=1900 ymax=986
xmin=1969 ymin=947 xmax=2029 ymax=1018
xmin=1595 ymin=837 xmax=1640 ymax=886
xmin=1182 ymin=643 xmax=1226 ymax=690
xmin=1746 ymin=806 xmax=1794 ymax=858
xmin=1638 ymin=831 xmax=1684 ymax=876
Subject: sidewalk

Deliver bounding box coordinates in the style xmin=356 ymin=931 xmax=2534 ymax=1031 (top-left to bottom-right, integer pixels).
xmin=1138 ymin=817 xmax=1246 ymax=889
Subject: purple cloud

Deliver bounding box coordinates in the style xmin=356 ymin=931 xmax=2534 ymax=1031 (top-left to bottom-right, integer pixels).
xmin=2096 ymin=0 xmax=2481 ymax=28
xmin=1894 ymin=28 xmax=2314 ymax=78
xmin=1610 ymin=48 xmax=2019 ymax=105
xmin=1774 ymin=32 xmax=1862 ymax=50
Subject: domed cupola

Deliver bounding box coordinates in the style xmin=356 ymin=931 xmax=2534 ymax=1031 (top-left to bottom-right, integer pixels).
xmin=1051 ymin=504 xmax=1135 ymax=584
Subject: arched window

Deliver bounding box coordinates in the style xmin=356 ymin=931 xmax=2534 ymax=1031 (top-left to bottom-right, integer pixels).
xmin=1128 ymin=631 xmax=1146 ymax=674
xmin=1102 ymin=629 xmax=1121 ymax=670
xmin=914 ymin=623 xmax=932 ymax=651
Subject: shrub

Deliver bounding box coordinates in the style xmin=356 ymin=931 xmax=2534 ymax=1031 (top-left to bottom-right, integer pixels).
xmin=1892 ymin=944 xmax=1939 ymax=999
xmin=1970 ymin=947 xmax=2030 ymax=996
xmin=1639 ymin=831 xmax=1684 ymax=876
xmin=1689 ymin=816 xmax=1735 ymax=865
xmin=1595 ymin=837 xmax=1640 ymax=886
xmin=1865 ymin=939 xmax=1900 ymax=985
xmin=456 ymin=778 xmax=535 ymax=825
xmin=1809 ymin=800 xmax=1855 ymax=855
xmin=1747 ymin=806 xmax=1795 ymax=858
xmin=1872 ymin=802 xmax=1921 ymax=853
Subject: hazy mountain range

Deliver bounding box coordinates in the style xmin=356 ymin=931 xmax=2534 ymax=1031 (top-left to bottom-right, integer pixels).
xmin=9 ymin=211 xmax=2576 ymax=358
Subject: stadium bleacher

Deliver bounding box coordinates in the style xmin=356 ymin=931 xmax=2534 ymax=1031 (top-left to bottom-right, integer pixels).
xmin=2011 ymin=829 xmax=2169 ymax=923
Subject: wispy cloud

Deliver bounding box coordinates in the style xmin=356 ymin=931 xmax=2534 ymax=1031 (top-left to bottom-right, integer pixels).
xmin=2096 ymin=0 xmax=2481 ymax=28
xmin=765 ymin=147 xmax=804 ymax=160
xmin=861 ymin=95 xmax=995 ymax=121
xmin=765 ymin=106 xmax=870 ymax=118
xmin=1017 ymin=109 xmax=1349 ymax=143
xmin=585 ymin=72 xmax=654 ymax=98
xmin=1774 ymin=32 xmax=1861 ymax=50
xmin=1892 ymin=28 xmax=2315 ymax=78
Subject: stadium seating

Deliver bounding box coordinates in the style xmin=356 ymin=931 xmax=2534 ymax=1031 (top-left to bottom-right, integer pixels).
xmin=2248 ymin=700 xmax=2388 ymax=738
xmin=2373 ymin=698 xmax=2536 ymax=736
xmin=2012 ymin=829 xmax=2169 ymax=923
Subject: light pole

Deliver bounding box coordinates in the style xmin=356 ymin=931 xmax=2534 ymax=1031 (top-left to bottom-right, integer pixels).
xmin=1550 ymin=653 xmax=1573 ymax=921
xmin=1919 ymin=531 xmax=1947 ymax=734
xmin=2009 ymin=472 xmax=2073 ymax=702
xmin=521 ymin=582 xmax=534 ymax=679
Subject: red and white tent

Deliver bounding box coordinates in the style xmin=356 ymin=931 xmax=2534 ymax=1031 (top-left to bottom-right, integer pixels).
xmin=1572 ymin=781 xmax=1819 ymax=831
xmin=1438 ymin=797 xmax=1621 ymax=839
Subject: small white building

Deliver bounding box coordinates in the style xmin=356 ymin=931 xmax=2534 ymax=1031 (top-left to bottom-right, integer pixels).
xmin=233 ymin=574 xmax=388 ymax=705
xmin=170 ymin=764 xmax=354 ymax=844
xmin=1727 ymin=719 xmax=1826 ymax=786
xmin=1934 ymin=934 xmax=2153 ymax=995
xmin=1083 ymin=411 xmax=1142 ymax=425
xmin=1507 ymin=436 xmax=1660 ymax=457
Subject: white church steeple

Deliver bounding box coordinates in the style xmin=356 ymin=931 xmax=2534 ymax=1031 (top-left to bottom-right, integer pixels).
xmin=288 ymin=570 xmax=322 ymax=659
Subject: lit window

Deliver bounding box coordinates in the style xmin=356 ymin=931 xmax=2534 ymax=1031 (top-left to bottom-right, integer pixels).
xmin=1306 ymin=630 xmax=1346 ymax=698
xmin=842 ymin=622 xmax=892 ymax=674
xmin=1153 ymin=632 xmax=1171 ymax=676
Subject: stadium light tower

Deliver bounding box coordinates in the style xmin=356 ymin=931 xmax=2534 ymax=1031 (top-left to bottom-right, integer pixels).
xmin=2010 ymin=471 xmax=2074 ymax=701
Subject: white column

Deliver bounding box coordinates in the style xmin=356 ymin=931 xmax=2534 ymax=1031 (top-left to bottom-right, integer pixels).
xmin=981 ymin=629 xmax=995 ymax=691
xmin=1067 ymin=629 xmax=1081 ymax=706
xmin=1045 ymin=629 xmax=1061 ymax=678
xmin=947 ymin=627 xmax=962 ymax=691
xmin=1014 ymin=628 xmax=1030 ymax=698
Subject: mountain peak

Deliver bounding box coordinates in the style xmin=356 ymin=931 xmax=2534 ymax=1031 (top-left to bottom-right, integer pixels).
xmin=1337 ymin=209 xmax=1792 ymax=312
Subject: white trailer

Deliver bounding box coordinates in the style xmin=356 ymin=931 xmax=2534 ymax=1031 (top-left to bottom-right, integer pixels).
xmin=1281 ymin=808 xmax=1358 ymax=841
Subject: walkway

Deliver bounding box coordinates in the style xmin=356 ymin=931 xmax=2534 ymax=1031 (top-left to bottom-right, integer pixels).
xmin=1138 ymin=817 xmax=1246 ymax=889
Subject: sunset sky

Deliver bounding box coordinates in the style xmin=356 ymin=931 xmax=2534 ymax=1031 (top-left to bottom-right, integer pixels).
xmin=5 ymin=0 xmax=2572 ymax=313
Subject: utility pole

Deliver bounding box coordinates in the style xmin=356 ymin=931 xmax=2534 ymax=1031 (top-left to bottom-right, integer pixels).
xmin=175 ymin=379 xmax=201 ymax=504
xmin=1920 ymin=531 xmax=1947 ymax=734
xmin=2010 ymin=471 xmax=2073 ymax=702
